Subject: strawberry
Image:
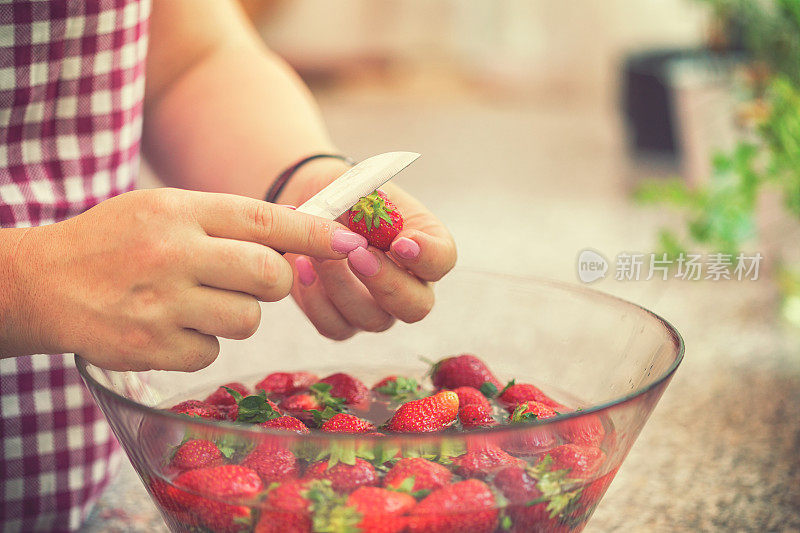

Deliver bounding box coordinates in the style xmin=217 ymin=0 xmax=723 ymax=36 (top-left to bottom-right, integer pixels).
xmin=279 ymin=392 xmax=322 ymax=424
xmin=170 ymin=439 xmax=225 ymax=471
xmin=168 ymin=400 xmax=225 ymax=420
xmin=576 ymin=466 xmax=618 ymax=511
xmin=429 ymin=354 xmax=501 ymax=391
xmin=557 ymin=413 xmax=606 ymax=447
xmin=321 ymin=413 xmax=376 ymax=433
xmin=498 ymin=382 xmax=563 ymax=411
xmin=492 ymin=466 xmax=550 ymax=530
xmin=319 ymin=373 xmax=369 ymax=406
xmin=383 ymin=458 xmax=452 ymax=494
xmin=204 ymin=382 xmax=249 ymax=406
xmin=450 ymin=447 xmax=525 ymax=479
xmin=344 ymin=486 xmax=416 ymax=533
xmin=222 ymin=387 xmax=283 ymax=425
xmin=256 ymin=372 xmax=318 ymax=397
xmin=451 ymin=386 xmax=491 ymax=410
xmin=264 ymin=479 xmax=319 ymax=514
xmin=386 ymin=391 xmax=459 ymax=433
xmin=347 ymin=191 xmax=403 ymax=251
xmin=149 ymin=477 xmax=198 ymax=526
xmin=173 ymin=465 xmax=262 ymax=533
xmin=254 ymin=510 xmax=311 ymax=533
xmin=406 ymin=479 xmax=498 ymax=533
xmin=259 ymin=415 xmax=310 ymax=434
xmin=509 ymin=401 xmax=558 ymax=423
xmin=458 ymin=403 xmax=497 ymax=429
xmin=305 ymin=458 xmax=379 ymax=493
xmin=280 ymin=382 xmax=348 ymax=426
xmin=547 ymin=444 xmax=606 ymax=479
xmin=241 ymin=445 xmax=299 ymax=483
xmin=373 ymin=376 xmax=424 ymax=402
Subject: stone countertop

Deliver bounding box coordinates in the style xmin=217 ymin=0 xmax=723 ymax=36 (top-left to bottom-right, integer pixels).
xmin=84 ymin=91 xmax=800 ymax=532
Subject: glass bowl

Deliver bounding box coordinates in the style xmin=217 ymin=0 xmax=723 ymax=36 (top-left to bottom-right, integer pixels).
xmin=76 ymin=270 xmax=683 ymax=533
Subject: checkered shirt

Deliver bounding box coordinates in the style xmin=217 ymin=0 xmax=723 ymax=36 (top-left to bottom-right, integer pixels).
xmin=0 ymin=0 xmax=150 ymax=531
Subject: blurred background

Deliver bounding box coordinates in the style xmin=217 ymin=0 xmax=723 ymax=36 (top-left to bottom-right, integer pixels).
xmin=109 ymin=1 xmax=800 ymax=531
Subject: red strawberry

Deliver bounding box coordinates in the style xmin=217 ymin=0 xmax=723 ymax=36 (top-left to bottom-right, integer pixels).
xmin=241 ymin=445 xmax=299 ymax=484
xmin=170 ymin=439 xmax=225 ymax=471
xmin=257 ymin=479 xmax=338 ymax=533
xmin=256 ymin=372 xmax=318 ymax=397
xmin=173 ymin=465 xmax=262 ymax=533
xmin=347 ymin=191 xmax=404 ymax=251
xmin=386 ymin=391 xmax=459 ymax=433
xmin=259 ymin=415 xmax=310 ymax=434
xmin=450 ymin=447 xmax=525 ymax=479
xmin=509 ymin=401 xmax=558 ymax=423
xmin=429 ymin=354 xmax=501 ymax=391
xmin=373 ymin=375 xmax=400 ymax=390
xmin=373 ymin=376 xmax=423 ymax=402
xmin=344 ymin=486 xmax=416 ymax=533
xmin=557 ymin=413 xmax=606 ymax=447
xmin=149 ymin=477 xmax=198 ymax=526
xmin=321 ymin=413 xmax=376 ymax=433
xmin=383 ymin=458 xmax=452 ymax=493
xmin=547 ymin=444 xmax=606 ymax=479
xmin=279 ymin=393 xmax=322 ymax=425
xmin=255 ymin=510 xmax=311 ymax=533
xmin=492 ymin=466 xmax=550 ymax=530
xmin=168 ymin=400 xmax=225 ymax=420
xmin=578 ymin=466 xmax=618 ymax=510
xmin=264 ymin=479 xmax=317 ymax=513
xmin=458 ymin=403 xmax=497 ymax=429
xmin=498 ymin=382 xmax=563 ymax=412
xmin=406 ymin=479 xmax=498 ymax=533
xmin=304 ymin=458 xmax=379 ymax=493
xmin=319 ymin=373 xmax=369 ymax=406
xmin=204 ymin=382 xmax=249 ymax=406
xmin=451 ymin=387 xmax=491 ymax=410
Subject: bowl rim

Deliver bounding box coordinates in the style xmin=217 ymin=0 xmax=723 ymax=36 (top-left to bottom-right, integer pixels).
xmin=74 ymin=270 xmax=685 ymax=442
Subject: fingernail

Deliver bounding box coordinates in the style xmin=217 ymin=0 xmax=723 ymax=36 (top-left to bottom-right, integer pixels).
xmin=279 ymin=204 xmax=296 ymax=210
xmin=332 ymin=229 xmax=368 ymax=254
xmin=391 ymin=237 xmax=420 ymax=260
xmin=348 ymin=247 xmax=381 ymax=277
xmin=295 ymin=256 xmax=316 ymax=286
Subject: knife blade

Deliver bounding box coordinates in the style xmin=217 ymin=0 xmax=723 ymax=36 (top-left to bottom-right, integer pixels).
xmin=295 ymin=151 xmax=420 ymax=220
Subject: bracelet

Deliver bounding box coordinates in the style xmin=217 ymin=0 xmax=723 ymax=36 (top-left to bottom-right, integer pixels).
xmin=265 ymin=153 xmax=355 ymax=203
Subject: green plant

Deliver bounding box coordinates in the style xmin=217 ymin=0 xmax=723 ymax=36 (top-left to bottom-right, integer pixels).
xmin=636 ymin=0 xmax=800 ymax=256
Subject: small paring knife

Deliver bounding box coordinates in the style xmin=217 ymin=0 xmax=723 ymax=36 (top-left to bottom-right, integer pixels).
xmin=295 ymin=151 xmax=420 ymax=220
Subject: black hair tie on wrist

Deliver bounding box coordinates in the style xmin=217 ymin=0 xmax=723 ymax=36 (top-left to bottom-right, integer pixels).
xmin=265 ymin=153 xmax=355 ymax=204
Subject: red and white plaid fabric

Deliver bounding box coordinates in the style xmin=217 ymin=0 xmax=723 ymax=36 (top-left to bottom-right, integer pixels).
xmin=0 ymin=0 xmax=150 ymax=530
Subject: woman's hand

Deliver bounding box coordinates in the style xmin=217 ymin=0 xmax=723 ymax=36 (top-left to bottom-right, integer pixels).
xmin=276 ymin=158 xmax=458 ymax=340
xmin=4 ymin=188 xmax=367 ymax=371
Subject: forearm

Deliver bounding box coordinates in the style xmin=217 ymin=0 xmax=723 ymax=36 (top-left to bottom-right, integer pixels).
xmin=142 ymin=1 xmax=336 ymax=199
xmin=0 ymin=227 xmax=47 ymax=357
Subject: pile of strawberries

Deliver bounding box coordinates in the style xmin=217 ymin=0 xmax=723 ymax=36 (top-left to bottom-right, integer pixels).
xmin=148 ymin=355 xmax=616 ymax=533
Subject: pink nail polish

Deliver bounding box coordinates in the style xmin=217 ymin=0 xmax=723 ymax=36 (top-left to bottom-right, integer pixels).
xmin=279 ymin=204 xmax=296 ymax=210
xmin=295 ymin=256 xmax=316 ymax=286
xmin=332 ymin=229 xmax=368 ymax=254
xmin=392 ymin=237 xmax=420 ymax=260
xmin=348 ymin=247 xmax=380 ymax=277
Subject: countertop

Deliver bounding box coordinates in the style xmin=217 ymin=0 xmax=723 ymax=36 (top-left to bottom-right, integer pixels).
xmin=83 ymin=89 xmax=800 ymax=532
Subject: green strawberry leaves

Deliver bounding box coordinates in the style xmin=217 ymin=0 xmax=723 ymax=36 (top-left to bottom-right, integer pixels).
xmin=309 ymin=383 xmax=347 ymax=412
xmin=375 ymin=376 xmax=424 ymax=402
xmin=350 ymin=192 xmax=396 ymax=233
xmin=480 ymin=381 xmax=499 ymax=398
xmin=223 ymin=387 xmax=281 ymax=424
xmin=525 ymin=455 xmax=583 ymax=519
xmin=387 ymin=476 xmax=431 ymax=499
xmin=305 ymin=481 xmax=361 ymax=533
xmin=499 ymin=379 xmax=516 ymax=397
xmin=510 ymin=403 xmax=538 ymax=423
xmin=310 ymin=406 xmax=340 ymax=427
